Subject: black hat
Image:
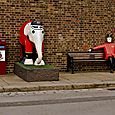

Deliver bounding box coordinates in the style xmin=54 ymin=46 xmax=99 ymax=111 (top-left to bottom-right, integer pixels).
xmin=106 ymin=34 xmax=113 ymax=38
xmin=31 ymin=20 xmax=43 ymax=25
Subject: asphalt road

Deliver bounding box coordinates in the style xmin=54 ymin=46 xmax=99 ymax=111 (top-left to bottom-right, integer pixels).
xmin=0 ymin=89 xmax=115 ymax=115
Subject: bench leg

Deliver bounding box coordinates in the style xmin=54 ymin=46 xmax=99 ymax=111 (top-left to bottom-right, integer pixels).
xmin=66 ymin=56 xmax=70 ymax=72
xmin=67 ymin=62 xmax=69 ymax=72
xmin=67 ymin=66 xmax=69 ymax=72
xmin=71 ymin=58 xmax=74 ymax=74
xmin=72 ymin=67 xmax=74 ymax=74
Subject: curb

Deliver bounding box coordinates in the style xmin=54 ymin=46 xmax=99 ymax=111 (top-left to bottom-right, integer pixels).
xmin=0 ymin=82 xmax=115 ymax=93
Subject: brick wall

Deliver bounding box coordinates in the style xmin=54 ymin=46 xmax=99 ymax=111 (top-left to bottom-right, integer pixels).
xmin=0 ymin=0 xmax=114 ymax=73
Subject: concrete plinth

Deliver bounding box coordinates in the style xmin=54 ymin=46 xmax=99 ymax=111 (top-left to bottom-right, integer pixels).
xmin=14 ymin=62 xmax=59 ymax=82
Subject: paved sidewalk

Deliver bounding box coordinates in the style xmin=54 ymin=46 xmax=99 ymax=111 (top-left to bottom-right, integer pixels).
xmin=0 ymin=72 xmax=115 ymax=92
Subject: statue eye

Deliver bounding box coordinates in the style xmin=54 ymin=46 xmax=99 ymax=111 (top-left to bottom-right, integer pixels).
xmin=32 ymin=30 xmax=35 ymax=34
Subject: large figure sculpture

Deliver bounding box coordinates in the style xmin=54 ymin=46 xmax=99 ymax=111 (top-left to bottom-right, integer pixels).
xmin=19 ymin=20 xmax=45 ymax=65
xmin=89 ymin=34 xmax=115 ymax=73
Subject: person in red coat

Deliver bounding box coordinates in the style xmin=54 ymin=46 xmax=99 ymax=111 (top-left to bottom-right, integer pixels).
xmin=89 ymin=34 xmax=115 ymax=73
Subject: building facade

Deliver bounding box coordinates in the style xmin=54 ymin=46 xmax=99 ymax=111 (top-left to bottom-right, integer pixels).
xmin=0 ymin=0 xmax=114 ymax=73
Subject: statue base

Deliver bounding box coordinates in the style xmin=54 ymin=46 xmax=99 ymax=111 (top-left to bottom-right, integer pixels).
xmin=14 ymin=62 xmax=59 ymax=82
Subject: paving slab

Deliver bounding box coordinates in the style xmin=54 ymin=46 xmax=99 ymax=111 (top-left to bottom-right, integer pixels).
xmin=89 ymin=73 xmax=115 ymax=81
xmin=0 ymin=76 xmax=8 ymax=86
xmin=60 ymin=73 xmax=101 ymax=83
xmin=0 ymin=74 xmax=25 ymax=84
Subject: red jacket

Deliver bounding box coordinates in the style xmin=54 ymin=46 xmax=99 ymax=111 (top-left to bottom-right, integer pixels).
xmin=93 ymin=43 xmax=115 ymax=60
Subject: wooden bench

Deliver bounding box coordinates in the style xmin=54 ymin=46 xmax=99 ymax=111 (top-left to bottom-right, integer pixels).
xmin=67 ymin=52 xmax=106 ymax=74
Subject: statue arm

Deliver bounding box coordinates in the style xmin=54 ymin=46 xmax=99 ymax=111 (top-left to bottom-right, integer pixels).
xmin=93 ymin=44 xmax=105 ymax=50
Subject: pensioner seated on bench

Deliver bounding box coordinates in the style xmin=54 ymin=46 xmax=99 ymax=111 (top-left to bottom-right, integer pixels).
xmin=67 ymin=52 xmax=106 ymax=74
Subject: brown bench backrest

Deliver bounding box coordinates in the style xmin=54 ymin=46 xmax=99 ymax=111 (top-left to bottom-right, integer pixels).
xmin=68 ymin=52 xmax=104 ymax=60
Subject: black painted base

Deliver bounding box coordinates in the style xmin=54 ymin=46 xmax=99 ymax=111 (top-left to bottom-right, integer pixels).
xmin=14 ymin=62 xmax=59 ymax=82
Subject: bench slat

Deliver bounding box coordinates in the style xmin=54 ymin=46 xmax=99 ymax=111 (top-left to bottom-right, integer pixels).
xmin=68 ymin=52 xmax=104 ymax=59
xmin=73 ymin=59 xmax=105 ymax=62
